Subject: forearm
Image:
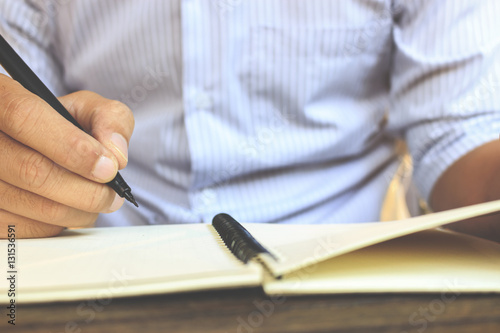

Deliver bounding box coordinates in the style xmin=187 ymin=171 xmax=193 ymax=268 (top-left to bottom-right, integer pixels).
xmin=430 ymin=139 xmax=500 ymax=241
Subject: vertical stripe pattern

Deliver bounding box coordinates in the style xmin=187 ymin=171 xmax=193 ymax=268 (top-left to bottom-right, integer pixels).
xmin=0 ymin=0 xmax=499 ymax=226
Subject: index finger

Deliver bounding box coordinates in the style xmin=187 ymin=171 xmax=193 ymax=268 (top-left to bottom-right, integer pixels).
xmin=0 ymin=75 xmax=119 ymax=183
xmin=59 ymin=90 xmax=135 ymax=170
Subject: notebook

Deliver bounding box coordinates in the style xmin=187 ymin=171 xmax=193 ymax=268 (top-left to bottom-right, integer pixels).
xmin=2 ymin=200 xmax=500 ymax=304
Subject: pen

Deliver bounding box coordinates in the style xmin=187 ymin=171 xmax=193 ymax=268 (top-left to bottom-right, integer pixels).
xmin=0 ymin=33 xmax=138 ymax=207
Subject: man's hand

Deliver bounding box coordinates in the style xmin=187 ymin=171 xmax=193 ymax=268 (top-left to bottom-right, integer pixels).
xmin=0 ymin=74 xmax=134 ymax=238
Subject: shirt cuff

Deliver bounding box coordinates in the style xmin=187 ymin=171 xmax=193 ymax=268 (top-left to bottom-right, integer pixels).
xmin=409 ymin=114 xmax=500 ymax=206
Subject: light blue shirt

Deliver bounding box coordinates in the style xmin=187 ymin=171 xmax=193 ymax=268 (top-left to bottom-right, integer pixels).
xmin=1 ymin=0 xmax=500 ymax=226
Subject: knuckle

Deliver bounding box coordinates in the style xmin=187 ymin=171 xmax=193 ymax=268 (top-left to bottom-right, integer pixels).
xmin=103 ymin=100 xmax=134 ymax=126
xmin=107 ymin=99 xmax=131 ymax=114
xmin=18 ymin=152 xmax=56 ymax=191
xmin=59 ymin=134 xmax=97 ymax=171
xmin=84 ymin=184 xmax=112 ymax=212
xmin=2 ymin=94 xmax=40 ymax=137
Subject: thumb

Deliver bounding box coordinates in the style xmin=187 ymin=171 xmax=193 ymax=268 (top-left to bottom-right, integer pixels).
xmin=58 ymin=91 xmax=135 ymax=170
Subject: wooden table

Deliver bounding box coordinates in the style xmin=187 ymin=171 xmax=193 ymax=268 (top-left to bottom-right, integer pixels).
xmin=2 ymin=288 xmax=500 ymax=333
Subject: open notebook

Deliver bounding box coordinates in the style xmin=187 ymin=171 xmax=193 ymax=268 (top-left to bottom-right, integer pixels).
xmin=2 ymin=200 xmax=500 ymax=304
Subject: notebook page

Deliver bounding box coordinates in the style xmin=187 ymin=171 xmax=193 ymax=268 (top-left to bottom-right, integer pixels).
xmin=262 ymin=229 xmax=500 ymax=294
xmin=1 ymin=224 xmax=261 ymax=303
xmin=245 ymin=199 xmax=500 ymax=276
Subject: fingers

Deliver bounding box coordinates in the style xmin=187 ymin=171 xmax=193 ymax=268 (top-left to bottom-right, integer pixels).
xmin=0 ymin=75 xmax=133 ymax=239
xmin=0 ymin=76 xmax=129 ymax=182
xmin=0 ymin=211 xmax=65 ymax=239
xmin=59 ymin=90 xmax=135 ymax=170
xmin=0 ymin=173 xmax=124 ymax=239
xmin=0 ymin=178 xmax=123 ymax=226
xmin=0 ymin=132 xmax=125 ymax=213
xmin=0 ymin=157 xmax=124 ymax=239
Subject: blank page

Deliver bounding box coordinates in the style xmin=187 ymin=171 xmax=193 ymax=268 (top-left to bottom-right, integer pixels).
xmin=263 ymin=229 xmax=500 ymax=294
xmin=5 ymin=224 xmax=261 ymax=303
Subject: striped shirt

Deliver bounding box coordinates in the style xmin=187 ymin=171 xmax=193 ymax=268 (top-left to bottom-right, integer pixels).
xmin=1 ymin=0 xmax=499 ymax=226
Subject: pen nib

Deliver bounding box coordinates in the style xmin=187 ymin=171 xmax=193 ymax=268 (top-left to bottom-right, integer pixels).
xmin=123 ymin=191 xmax=139 ymax=207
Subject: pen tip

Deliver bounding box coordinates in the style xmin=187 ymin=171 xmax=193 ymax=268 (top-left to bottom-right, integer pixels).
xmin=123 ymin=191 xmax=139 ymax=207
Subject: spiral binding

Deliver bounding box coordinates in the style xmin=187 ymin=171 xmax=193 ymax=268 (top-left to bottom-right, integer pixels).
xmin=212 ymin=213 xmax=273 ymax=264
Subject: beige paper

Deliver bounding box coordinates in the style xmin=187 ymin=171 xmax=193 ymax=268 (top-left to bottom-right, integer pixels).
xmin=1 ymin=200 xmax=500 ymax=303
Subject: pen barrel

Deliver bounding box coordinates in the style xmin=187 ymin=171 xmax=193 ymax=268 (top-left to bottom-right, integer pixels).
xmin=107 ymin=173 xmax=131 ymax=197
xmin=0 ymin=33 xmax=137 ymax=207
xmin=0 ymin=34 xmax=84 ymax=131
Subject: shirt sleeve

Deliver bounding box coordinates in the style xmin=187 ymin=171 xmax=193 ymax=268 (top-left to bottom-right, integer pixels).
xmin=0 ymin=0 xmax=67 ymax=96
xmin=388 ymin=0 xmax=500 ymax=205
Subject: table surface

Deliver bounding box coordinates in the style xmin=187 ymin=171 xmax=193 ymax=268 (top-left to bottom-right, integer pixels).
xmin=2 ymin=287 xmax=500 ymax=333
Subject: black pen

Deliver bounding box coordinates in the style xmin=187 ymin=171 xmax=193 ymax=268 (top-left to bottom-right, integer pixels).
xmin=0 ymin=33 xmax=138 ymax=207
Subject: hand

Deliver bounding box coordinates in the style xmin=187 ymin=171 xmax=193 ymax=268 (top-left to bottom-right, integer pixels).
xmin=0 ymin=74 xmax=134 ymax=238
